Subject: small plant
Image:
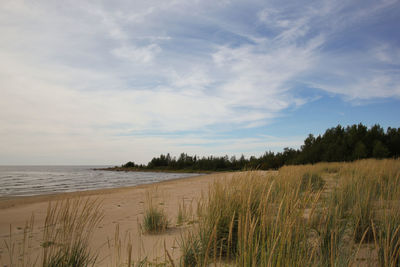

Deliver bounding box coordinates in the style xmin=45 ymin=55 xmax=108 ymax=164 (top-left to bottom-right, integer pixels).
xmin=143 ymin=204 xmax=168 ymax=234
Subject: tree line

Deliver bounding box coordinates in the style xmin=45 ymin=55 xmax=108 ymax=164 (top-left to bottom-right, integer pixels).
xmin=121 ymin=123 xmax=400 ymax=171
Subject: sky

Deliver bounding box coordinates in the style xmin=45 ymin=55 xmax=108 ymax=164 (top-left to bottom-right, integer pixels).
xmin=1 ymin=0 xmax=400 ymax=165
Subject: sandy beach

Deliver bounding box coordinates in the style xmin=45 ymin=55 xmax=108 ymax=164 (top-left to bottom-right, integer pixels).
xmin=0 ymin=172 xmax=240 ymax=266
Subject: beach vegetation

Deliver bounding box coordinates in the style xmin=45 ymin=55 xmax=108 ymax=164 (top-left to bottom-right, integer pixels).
xmin=142 ymin=198 xmax=168 ymax=234
xmin=1 ymin=198 xmax=103 ymax=267
xmin=179 ymin=159 xmax=400 ymax=266
xmin=300 ymin=172 xmax=325 ymax=192
xmin=143 ymin=207 xmax=168 ymax=234
xmin=41 ymin=199 xmax=103 ymax=267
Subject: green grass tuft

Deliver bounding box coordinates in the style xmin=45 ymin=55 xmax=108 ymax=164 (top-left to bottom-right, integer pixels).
xmin=143 ymin=206 xmax=168 ymax=234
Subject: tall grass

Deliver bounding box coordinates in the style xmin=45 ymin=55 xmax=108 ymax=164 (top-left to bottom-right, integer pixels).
xmin=378 ymin=208 xmax=400 ymax=267
xmin=300 ymin=172 xmax=325 ymax=192
xmin=41 ymin=198 xmax=103 ymax=267
xmin=180 ymin=159 xmax=400 ymax=266
xmin=311 ymin=194 xmax=350 ymax=266
xmin=1 ymin=198 xmax=103 ymax=267
xmin=181 ymin=171 xmax=316 ymax=266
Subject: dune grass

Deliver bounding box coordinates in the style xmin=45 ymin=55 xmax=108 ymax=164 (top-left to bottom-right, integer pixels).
xmin=142 ymin=207 xmax=169 ymax=234
xmin=180 ymin=159 xmax=400 ymax=266
xmin=300 ymin=172 xmax=325 ymax=192
xmin=1 ymin=198 xmax=103 ymax=267
xmin=142 ymin=195 xmax=169 ymax=234
xmin=41 ymin=198 xmax=104 ymax=267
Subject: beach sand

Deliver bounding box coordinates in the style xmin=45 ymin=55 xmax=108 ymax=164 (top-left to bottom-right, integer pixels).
xmin=0 ymin=171 xmax=243 ymax=266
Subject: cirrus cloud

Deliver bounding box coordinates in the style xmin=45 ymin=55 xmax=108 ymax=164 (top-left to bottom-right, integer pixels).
xmin=0 ymin=0 xmax=399 ymax=164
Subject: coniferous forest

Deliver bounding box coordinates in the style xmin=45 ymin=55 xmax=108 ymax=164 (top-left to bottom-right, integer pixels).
xmin=120 ymin=123 xmax=400 ymax=171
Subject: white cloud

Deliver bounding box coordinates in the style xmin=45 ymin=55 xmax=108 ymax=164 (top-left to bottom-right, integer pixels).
xmin=112 ymin=44 xmax=161 ymax=63
xmin=0 ymin=0 xmax=399 ymax=164
xmin=374 ymin=44 xmax=400 ymax=65
xmin=168 ymin=68 xmax=212 ymax=89
xmin=212 ymin=34 xmax=324 ymax=109
xmin=313 ymin=74 xmax=400 ymax=101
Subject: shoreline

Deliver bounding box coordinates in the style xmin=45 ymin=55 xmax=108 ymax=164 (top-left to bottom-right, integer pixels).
xmin=0 ymin=171 xmax=247 ymax=266
xmin=0 ymin=172 xmax=210 ymax=210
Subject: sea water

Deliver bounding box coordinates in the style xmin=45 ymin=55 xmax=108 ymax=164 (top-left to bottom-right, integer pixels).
xmin=0 ymin=166 xmax=202 ymax=197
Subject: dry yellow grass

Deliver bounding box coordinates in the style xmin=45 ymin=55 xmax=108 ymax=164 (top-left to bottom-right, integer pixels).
xmin=181 ymin=159 xmax=400 ymax=266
